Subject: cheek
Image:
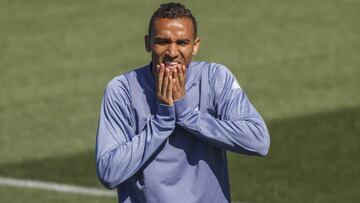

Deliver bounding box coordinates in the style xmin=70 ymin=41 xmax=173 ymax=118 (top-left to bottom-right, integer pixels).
xmin=152 ymin=47 xmax=161 ymax=54
xmin=151 ymin=48 xmax=165 ymax=59
xmin=181 ymin=47 xmax=195 ymax=60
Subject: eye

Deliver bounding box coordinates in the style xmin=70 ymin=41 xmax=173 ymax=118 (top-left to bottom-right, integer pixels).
xmin=177 ymin=40 xmax=190 ymax=46
xmin=157 ymin=41 xmax=168 ymax=45
xmin=154 ymin=39 xmax=170 ymax=45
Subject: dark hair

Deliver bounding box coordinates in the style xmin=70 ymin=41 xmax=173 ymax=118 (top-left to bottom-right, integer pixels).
xmin=148 ymin=2 xmax=197 ymax=38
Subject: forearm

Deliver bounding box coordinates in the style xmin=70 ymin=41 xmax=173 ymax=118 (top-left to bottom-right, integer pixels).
xmin=174 ymin=95 xmax=270 ymax=156
xmin=96 ymin=103 xmax=175 ymax=188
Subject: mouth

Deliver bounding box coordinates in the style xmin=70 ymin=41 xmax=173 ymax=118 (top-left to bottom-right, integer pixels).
xmin=163 ymin=61 xmax=181 ymax=70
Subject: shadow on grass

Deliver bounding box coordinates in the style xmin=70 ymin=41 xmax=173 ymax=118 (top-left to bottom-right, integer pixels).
xmin=0 ymin=151 xmax=99 ymax=187
xmin=228 ymin=106 xmax=360 ymax=202
xmin=0 ymin=106 xmax=359 ymax=202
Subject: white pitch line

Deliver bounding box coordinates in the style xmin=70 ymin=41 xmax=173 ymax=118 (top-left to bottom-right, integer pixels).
xmin=0 ymin=176 xmax=117 ymax=198
xmin=0 ymin=176 xmax=247 ymax=202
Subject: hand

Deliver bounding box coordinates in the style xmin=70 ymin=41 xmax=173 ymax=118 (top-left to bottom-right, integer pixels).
xmin=172 ymin=64 xmax=186 ymax=101
xmin=155 ymin=64 xmax=174 ymax=105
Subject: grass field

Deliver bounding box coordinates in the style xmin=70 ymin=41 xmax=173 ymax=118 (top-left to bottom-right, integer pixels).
xmin=1 ymin=0 xmax=359 ymax=202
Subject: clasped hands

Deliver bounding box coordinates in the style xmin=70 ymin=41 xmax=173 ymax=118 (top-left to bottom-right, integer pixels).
xmin=155 ymin=63 xmax=186 ymax=105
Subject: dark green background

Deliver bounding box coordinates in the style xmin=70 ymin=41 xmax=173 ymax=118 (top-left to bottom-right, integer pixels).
xmin=1 ymin=0 xmax=359 ymax=202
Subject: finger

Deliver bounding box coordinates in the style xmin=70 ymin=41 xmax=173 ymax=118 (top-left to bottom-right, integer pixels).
xmin=156 ymin=64 xmax=160 ymax=73
xmin=161 ymin=68 xmax=169 ymax=96
xmin=172 ymin=77 xmax=177 ymax=95
xmin=167 ymin=74 xmax=173 ymax=101
xmin=177 ymin=65 xmax=185 ymax=87
xmin=157 ymin=64 xmax=164 ymax=94
xmin=182 ymin=65 xmax=186 ymax=81
xmin=173 ymin=67 xmax=181 ymax=90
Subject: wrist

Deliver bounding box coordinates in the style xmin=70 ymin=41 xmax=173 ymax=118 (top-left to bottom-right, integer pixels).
xmin=174 ymin=94 xmax=192 ymax=121
xmin=157 ymin=102 xmax=175 ymax=117
xmin=154 ymin=102 xmax=176 ymax=129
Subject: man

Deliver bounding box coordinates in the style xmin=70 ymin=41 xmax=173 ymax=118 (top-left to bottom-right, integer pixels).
xmin=96 ymin=2 xmax=270 ymax=203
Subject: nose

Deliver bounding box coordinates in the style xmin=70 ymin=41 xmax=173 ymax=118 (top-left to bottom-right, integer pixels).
xmin=166 ymin=43 xmax=179 ymax=58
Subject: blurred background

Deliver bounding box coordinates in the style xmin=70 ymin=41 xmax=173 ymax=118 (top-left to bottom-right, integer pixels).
xmin=1 ymin=0 xmax=359 ymax=202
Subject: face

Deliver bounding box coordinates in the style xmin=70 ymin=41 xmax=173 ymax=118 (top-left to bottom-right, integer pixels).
xmin=145 ymin=18 xmax=200 ymax=71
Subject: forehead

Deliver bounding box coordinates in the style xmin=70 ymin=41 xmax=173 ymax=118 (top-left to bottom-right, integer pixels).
xmin=151 ymin=18 xmax=194 ymax=39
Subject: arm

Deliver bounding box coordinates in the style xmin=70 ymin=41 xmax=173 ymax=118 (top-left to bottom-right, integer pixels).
xmin=174 ymin=65 xmax=270 ymax=156
xmin=96 ymin=75 xmax=175 ymax=189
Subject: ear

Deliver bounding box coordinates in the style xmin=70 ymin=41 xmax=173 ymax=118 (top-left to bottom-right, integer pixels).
xmin=145 ymin=35 xmax=151 ymax=53
xmin=192 ymin=37 xmax=201 ymax=55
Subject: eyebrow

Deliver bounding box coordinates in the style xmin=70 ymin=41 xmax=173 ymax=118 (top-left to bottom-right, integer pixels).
xmin=154 ymin=37 xmax=191 ymax=43
xmin=177 ymin=39 xmax=191 ymax=43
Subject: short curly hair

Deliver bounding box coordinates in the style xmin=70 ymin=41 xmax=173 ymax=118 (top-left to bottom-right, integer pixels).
xmin=148 ymin=2 xmax=197 ymax=38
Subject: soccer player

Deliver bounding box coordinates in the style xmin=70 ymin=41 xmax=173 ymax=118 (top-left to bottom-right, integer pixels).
xmin=96 ymin=2 xmax=270 ymax=203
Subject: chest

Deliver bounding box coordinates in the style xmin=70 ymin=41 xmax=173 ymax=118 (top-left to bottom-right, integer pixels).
xmin=129 ymin=76 xmax=214 ymax=134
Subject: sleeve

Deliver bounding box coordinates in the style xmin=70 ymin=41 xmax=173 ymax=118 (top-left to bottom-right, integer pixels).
xmin=96 ymin=76 xmax=176 ymax=189
xmin=174 ymin=65 xmax=270 ymax=156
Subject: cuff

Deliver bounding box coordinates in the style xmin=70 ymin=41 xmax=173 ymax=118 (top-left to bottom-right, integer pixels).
xmin=174 ymin=95 xmax=192 ymax=121
xmin=155 ymin=103 xmax=176 ymax=127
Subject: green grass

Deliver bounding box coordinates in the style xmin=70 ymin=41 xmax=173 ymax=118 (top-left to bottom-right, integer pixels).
xmin=229 ymin=106 xmax=360 ymax=202
xmin=0 ymin=186 xmax=115 ymax=203
xmin=1 ymin=0 xmax=359 ymax=202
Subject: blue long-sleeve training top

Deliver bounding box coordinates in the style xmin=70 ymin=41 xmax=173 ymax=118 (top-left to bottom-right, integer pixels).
xmin=96 ymin=61 xmax=270 ymax=203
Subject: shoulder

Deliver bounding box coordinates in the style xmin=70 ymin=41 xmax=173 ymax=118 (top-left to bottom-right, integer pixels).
xmin=106 ymin=65 xmax=149 ymax=93
xmin=102 ymin=75 xmax=131 ymax=107
xmin=190 ymin=61 xmax=233 ymax=78
xmin=198 ymin=62 xmax=241 ymax=94
xmin=208 ymin=63 xmax=234 ymax=82
xmin=192 ymin=61 xmax=237 ymax=87
xmin=104 ymin=65 xmax=149 ymax=102
xmin=106 ymin=74 xmax=130 ymax=95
